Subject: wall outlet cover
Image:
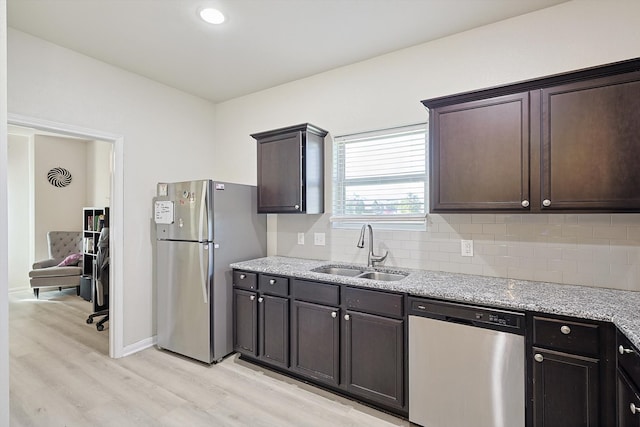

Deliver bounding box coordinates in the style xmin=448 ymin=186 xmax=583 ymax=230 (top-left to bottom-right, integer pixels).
xmin=314 ymin=232 xmax=326 ymax=246
xmin=461 ymin=239 xmax=474 ymax=257
xmin=297 ymin=232 xmax=305 ymax=245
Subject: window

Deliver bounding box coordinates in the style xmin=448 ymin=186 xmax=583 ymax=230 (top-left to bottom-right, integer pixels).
xmin=332 ymin=123 xmax=428 ymax=229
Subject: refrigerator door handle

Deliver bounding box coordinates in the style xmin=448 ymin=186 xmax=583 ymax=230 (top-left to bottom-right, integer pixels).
xmin=199 ymin=242 xmax=209 ymax=304
xmin=198 ymin=180 xmax=207 ymax=242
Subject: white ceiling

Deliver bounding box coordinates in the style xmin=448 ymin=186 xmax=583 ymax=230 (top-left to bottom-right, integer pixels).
xmin=8 ymin=0 xmax=568 ymax=103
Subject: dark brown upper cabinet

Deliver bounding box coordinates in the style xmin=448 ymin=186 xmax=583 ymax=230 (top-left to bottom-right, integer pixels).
xmin=422 ymin=58 xmax=640 ymax=213
xmin=252 ymin=123 xmax=328 ymax=214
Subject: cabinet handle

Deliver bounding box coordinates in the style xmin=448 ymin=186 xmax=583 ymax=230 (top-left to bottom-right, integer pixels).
xmin=534 ymin=353 xmax=544 ymax=363
xmin=521 ymin=200 xmax=529 ymax=208
xmin=331 ymin=311 xmax=337 ymax=318
xmin=249 ymin=295 xmax=255 ymax=301
xmin=344 ymin=314 xmax=350 ymax=321
xmin=542 ymin=199 xmax=551 ymax=207
xmin=619 ymin=345 xmax=635 ymax=355
xmin=239 ymin=274 xmax=246 ymax=279
xmin=560 ymin=325 xmax=571 ymax=335
xmin=258 ymin=297 xmax=264 ymax=303
xmin=631 ymin=403 xmax=639 ymax=415
xmin=269 ymin=279 xmax=276 ymax=285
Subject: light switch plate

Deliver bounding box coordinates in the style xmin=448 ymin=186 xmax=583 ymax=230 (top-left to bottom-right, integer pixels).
xmin=461 ymin=239 xmax=474 ymax=257
xmin=297 ymin=233 xmax=305 ymax=245
xmin=314 ymin=233 xmax=325 ymax=246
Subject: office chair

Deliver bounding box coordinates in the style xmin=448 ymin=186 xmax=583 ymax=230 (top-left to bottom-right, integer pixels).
xmin=86 ymin=227 xmax=109 ymax=331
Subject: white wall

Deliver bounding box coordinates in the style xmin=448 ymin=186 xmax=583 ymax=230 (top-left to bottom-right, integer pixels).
xmin=213 ymin=0 xmax=640 ymax=291
xmin=7 ymin=134 xmax=30 ymax=290
xmin=1 ymin=0 xmax=10 ymax=422
xmin=33 ymin=135 xmax=87 ymax=260
xmin=85 ymin=140 xmax=112 ymax=208
xmin=8 ymin=29 xmax=219 ymax=348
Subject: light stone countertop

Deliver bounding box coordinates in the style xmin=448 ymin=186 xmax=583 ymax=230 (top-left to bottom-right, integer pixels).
xmin=231 ymin=256 xmax=640 ymax=350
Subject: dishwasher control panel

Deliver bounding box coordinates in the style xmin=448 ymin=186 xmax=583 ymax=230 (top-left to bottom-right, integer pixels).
xmin=408 ymin=297 xmax=524 ymax=334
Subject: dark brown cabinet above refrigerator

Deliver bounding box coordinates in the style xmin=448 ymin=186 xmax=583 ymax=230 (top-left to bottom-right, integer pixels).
xmin=252 ymin=123 xmax=328 ymax=214
xmin=422 ymin=58 xmax=640 ymax=213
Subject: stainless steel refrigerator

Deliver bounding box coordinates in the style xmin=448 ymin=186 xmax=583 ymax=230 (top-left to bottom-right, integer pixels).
xmin=154 ymin=180 xmax=266 ymax=363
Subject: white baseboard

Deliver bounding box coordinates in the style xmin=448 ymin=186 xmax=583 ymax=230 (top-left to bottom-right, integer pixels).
xmin=121 ymin=335 xmax=157 ymax=358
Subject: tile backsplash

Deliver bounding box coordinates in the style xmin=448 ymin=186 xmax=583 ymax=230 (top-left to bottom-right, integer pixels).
xmin=276 ymin=213 xmax=640 ymax=292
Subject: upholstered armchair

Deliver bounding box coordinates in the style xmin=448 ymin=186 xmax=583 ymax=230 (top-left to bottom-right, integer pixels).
xmin=29 ymin=231 xmax=83 ymax=298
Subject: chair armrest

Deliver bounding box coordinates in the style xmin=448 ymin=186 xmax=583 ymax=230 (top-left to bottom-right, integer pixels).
xmin=32 ymin=258 xmax=59 ymax=269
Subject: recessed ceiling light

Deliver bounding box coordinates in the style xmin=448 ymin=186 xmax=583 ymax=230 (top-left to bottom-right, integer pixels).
xmin=199 ymin=8 xmax=225 ymax=25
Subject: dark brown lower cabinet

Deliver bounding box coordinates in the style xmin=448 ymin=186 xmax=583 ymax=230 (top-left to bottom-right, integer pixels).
xmin=618 ymin=371 xmax=640 ymax=427
xmin=532 ymin=348 xmax=599 ymax=427
xmin=342 ymin=310 xmax=404 ymax=409
xmin=290 ymin=300 xmax=340 ymax=386
xmin=233 ymin=289 xmax=258 ymax=357
xmin=258 ymin=294 xmax=289 ymax=368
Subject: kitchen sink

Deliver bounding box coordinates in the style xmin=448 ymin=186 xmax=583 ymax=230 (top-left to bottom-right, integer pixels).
xmin=357 ymin=271 xmax=407 ymax=281
xmin=313 ymin=266 xmax=364 ymax=277
xmin=313 ymin=265 xmax=407 ymax=281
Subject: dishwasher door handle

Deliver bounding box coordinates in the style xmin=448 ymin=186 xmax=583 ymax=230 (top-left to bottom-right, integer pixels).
xmin=444 ymin=316 xmax=475 ymax=327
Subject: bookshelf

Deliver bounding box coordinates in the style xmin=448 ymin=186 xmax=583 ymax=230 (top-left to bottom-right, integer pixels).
xmin=82 ymin=207 xmax=109 ymax=277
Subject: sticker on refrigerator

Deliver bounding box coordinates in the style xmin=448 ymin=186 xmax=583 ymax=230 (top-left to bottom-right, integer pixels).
xmin=154 ymin=201 xmax=174 ymax=224
xmin=215 ymin=183 xmax=225 ymax=190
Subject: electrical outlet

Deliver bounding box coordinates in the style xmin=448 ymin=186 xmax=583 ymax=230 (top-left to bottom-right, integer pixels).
xmin=461 ymin=239 xmax=474 ymax=257
xmin=314 ymin=232 xmax=325 ymax=246
xmin=297 ymin=233 xmax=305 ymax=245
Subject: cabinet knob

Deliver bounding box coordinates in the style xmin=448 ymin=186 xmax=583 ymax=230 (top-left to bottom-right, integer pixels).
xmin=619 ymin=345 xmax=635 ymax=355
xmin=249 ymin=295 xmax=255 ymax=301
xmin=269 ymin=279 xmax=276 ymax=285
xmin=560 ymin=325 xmax=571 ymax=335
xmin=631 ymin=403 xmax=639 ymax=415
xmin=258 ymin=297 xmax=264 ymax=303
xmin=542 ymin=199 xmax=551 ymax=207
xmin=521 ymin=200 xmax=529 ymax=208
xmin=534 ymin=353 xmax=544 ymax=363
xmin=294 ymin=205 xmax=300 ymax=210
xmin=331 ymin=311 xmax=337 ymax=318
xmin=344 ymin=314 xmax=350 ymax=321
xmin=239 ymin=274 xmax=246 ymax=279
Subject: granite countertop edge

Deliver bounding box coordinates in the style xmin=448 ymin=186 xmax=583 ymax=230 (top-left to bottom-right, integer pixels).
xmin=231 ymin=256 xmax=640 ymax=350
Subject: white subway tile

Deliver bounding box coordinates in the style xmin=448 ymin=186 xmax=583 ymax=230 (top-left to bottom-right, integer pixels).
xmin=593 ymin=226 xmax=627 ymax=240
xmin=577 ymin=214 xmax=612 ymax=225
xmin=471 ymin=214 xmax=496 ymax=224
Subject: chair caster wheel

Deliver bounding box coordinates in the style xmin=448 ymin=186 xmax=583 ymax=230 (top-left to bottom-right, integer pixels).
xmin=97 ymin=324 xmax=104 ymax=331
xmin=86 ymin=318 xmax=93 ymax=324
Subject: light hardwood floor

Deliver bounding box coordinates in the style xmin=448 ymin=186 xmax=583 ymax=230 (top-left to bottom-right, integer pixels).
xmin=9 ymin=289 xmax=410 ymax=426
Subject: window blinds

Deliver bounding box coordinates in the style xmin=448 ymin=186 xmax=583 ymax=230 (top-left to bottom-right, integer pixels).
xmin=332 ymin=123 xmax=427 ymax=224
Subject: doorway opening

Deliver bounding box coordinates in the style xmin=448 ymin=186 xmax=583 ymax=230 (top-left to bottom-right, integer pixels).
xmin=7 ymin=114 xmax=124 ymax=358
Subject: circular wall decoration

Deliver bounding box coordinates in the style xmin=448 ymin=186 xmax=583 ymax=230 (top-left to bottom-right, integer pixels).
xmin=47 ymin=167 xmax=73 ymax=188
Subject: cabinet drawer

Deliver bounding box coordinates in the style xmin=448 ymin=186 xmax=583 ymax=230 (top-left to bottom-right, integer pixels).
xmin=233 ymin=271 xmax=257 ymax=290
xmin=618 ymin=329 xmax=640 ymax=388
xmin=343 ymin=287 xmax=403 ymax=319
xmin=533 ymin=316 xmax=599 ymax=356
xmin=292 ymin=280 xmax=339 ymax=306
xmin=258 ymin=275 xmax=289 ymax=296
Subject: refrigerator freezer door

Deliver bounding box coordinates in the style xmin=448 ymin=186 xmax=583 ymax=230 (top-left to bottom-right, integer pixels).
xmin=156 ymin=180 xmax=212 ymax=242
xmin=157 ymin=240 xmax=213 ymax=363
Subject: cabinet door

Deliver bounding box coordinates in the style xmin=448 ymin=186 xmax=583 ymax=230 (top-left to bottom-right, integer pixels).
xmin=258 ymin=294 xmax=289 ymax=368
xmin=430 ymin=92 xmax=530 ymax=211
xmin=540 ymin=72 xmax=640 ymax=211
xmin=233 ymin=289 xmax=258 ymax=357
xmin=291 ymin=300 xmax=340 ymax=386
xmin=342 ymin=311 xmax=404 ymax=409
xmin=618 ymin=371 xmax=640 ymax=427
xmin=532 ymin=348 xmax=599 ymax=427
xmin=257 ymin=131 xmax=303 ymax=213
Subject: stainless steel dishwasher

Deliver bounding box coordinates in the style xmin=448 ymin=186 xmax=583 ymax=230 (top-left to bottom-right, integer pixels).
xmin=408 ymin=297 xmax=525 ymax=427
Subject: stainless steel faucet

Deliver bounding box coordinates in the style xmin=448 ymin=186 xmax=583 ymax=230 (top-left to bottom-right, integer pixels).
xmin=357 ymin=224 xmax=388 ymax=267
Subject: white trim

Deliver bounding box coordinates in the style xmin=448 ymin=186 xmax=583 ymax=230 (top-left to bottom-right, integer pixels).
xmin=122 ymin=335 xmax=156 ymax=357
xmin=7 ymin=113 xmax=125 ymax=359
